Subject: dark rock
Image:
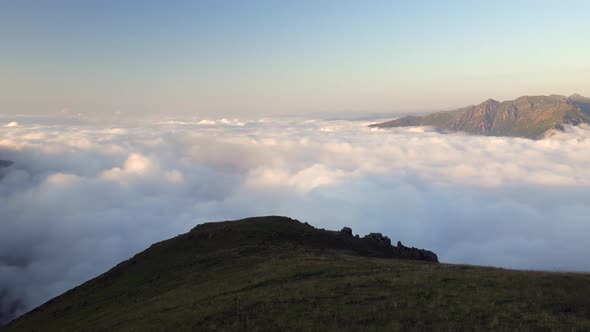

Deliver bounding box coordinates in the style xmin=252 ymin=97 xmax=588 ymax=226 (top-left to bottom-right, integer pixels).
xmin=363 ymin=233 xmax=391 ymax=246
xmin=340 ymin=227 xmax=353 ymax=236
xmin=396 ymin=241 xmax=438 ymax=263
xmin=363 ymin=236 xmax=438 ymax=263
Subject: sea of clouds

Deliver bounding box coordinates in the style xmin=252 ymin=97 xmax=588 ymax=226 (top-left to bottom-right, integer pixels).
xmin=1 ymin=115 xmax=590 ymax=322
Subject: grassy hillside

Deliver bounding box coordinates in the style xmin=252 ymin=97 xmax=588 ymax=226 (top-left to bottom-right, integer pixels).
xmin=370 ymin=94 xmax=590 ymax=139
xmin=4 ymin=216 xmax=590 ymax=331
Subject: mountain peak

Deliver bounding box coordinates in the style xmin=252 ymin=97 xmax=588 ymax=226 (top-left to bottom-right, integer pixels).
xmin=370 ymin=94 xmax=590 ymax=139
xmin=570 ymin=93 xmax=590 ymax=101
xmin=184 ymin=216 xmax=438 ymax=262
xmin=477 ymin=98 xmax=500 ymax=109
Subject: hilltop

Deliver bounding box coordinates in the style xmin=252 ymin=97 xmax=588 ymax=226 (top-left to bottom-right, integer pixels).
xmin=370 ymin=94 xmax=590 ymax=139
xmin=4 ymin=216 xmax=590 ymax=330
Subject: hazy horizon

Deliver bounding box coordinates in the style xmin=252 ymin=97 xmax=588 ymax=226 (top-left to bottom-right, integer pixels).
xmin=2 ymin=1 xmax=590 ymax=117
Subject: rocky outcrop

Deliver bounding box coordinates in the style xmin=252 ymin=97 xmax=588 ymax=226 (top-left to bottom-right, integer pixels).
xmin=396 ymin=241 xmax=439 ymax=263
xmin=340 ymin=227 xmax=353 ymax=236
xmin=337 ymin=226 xmax=439 ymax=263
xmin=363 ymin=233 xmax=392 ymax=246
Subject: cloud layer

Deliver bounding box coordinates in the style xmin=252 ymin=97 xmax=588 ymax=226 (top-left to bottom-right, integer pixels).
xmin=1 ymin=117 xmax=590 ymax=323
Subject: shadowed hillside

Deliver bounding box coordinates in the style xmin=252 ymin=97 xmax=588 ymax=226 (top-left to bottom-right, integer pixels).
xmin=4 ymin=216 xmax=590 ymax=331
xmin=370 ymin=94 xmax=590 ymax=139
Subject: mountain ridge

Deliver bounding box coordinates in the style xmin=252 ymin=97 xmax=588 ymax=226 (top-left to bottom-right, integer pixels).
xmin=370 ymin=94 xmax=590 ymax=139
xmin=4 ymin=216 xmax=590 ymax=330
xmin=3 ymin=216 xmax=437 ymax=328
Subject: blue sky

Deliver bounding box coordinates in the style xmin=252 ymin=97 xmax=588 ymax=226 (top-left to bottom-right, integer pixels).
xmin=1 ymin=0 xmax=590 ymax=117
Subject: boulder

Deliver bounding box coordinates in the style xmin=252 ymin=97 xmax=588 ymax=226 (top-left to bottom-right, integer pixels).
xmin=340 ymin=227 xmax=353 ymax=236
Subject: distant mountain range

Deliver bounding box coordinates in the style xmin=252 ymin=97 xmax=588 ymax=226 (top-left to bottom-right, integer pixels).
xmin=370 ymin=94 xmax=590 ymax=139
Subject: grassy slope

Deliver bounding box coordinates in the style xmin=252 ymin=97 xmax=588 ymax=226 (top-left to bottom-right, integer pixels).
xmin=5 ymin=216 xmax=590 ymax=331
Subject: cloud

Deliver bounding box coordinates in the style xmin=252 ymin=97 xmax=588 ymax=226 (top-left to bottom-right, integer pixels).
xmin=1 ymin=118 xmax=590 ymax=323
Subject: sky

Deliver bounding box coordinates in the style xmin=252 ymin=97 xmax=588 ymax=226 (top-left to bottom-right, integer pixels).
xmin=1 ymin=0 xmax=590 ymax=117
